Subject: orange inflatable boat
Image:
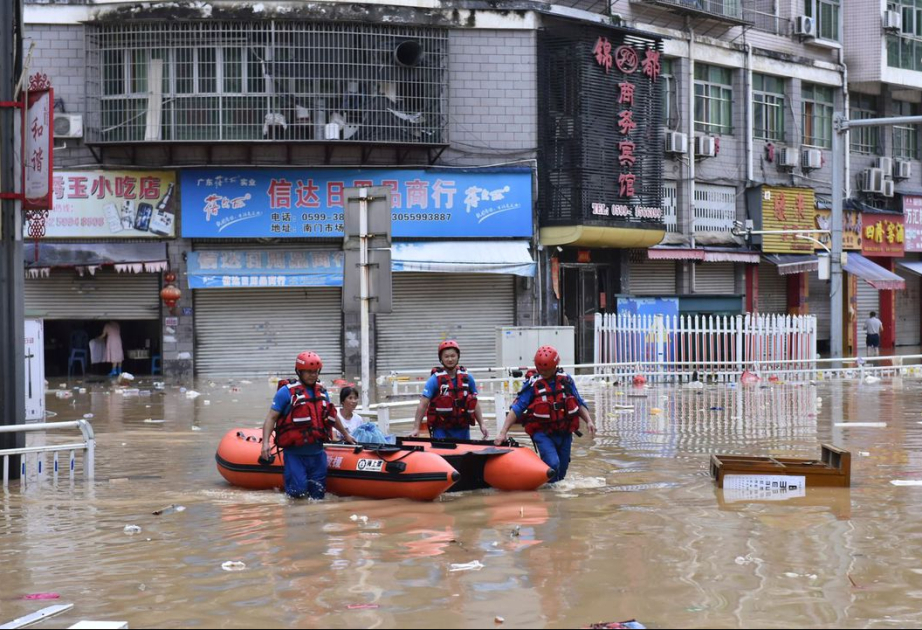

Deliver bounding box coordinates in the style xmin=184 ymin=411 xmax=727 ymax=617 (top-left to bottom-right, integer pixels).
xmin=216 ymin=428 xmax=459 ymax=501
xmin=395 ymin=436 xmax=554 ymax=492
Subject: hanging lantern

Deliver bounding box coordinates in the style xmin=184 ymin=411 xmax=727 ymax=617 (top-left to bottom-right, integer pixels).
xmin=160 ymin=284 xmax=181 ymax=311
xmin=164 ymin=271 xmax=177 ymax=284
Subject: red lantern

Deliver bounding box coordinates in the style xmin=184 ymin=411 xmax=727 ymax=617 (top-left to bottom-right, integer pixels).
xmin=164 ymin=271 xmax=177 ymax=284
xmin=160 ymin=284 xmax=181 ymax=310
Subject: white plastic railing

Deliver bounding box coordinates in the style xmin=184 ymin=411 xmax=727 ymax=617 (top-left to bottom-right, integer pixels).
xmin=0 ymin=420 xmax=95 ymax=487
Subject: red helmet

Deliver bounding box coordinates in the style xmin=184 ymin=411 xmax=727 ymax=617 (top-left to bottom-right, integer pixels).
xmin=534 ymin=345 xmax=560 ymax=371
xmin=295 ymin=351 xmax=323 ymax=372
xmin=438 ymin=340 xmax=461 ymax=359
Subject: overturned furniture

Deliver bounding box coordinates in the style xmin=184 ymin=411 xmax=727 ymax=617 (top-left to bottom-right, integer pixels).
xmin=710 ymin=444 xmax=851 ymax=488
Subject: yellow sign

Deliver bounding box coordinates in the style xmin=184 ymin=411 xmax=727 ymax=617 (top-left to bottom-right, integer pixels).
xmin=814 ymin=209 xmax=862 ymax=251
xmin=760 ymin=186 xmax=816 ymax=254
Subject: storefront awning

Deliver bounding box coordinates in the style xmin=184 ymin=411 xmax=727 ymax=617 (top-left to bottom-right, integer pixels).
xmin=23 ymin=242 xmax=169 ymax=278
xmin=187 ymin=250 xmax=344 ymax=288
xmin=648 ymin=248 xmax=759 ymax=263
xmin=540 ymin=225 xmax=665 ymax=248
xmin=763 ymin=254 xmax=819 ymax=275
xmin=392 ymin=241 xmax=535 ymax=277
xmin=897 ymin=260 xmax=922 ymax=277
xmin=844 ymin=253 xmax=905 ymax=290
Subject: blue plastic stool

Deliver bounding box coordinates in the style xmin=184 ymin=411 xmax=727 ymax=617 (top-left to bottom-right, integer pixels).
xmin=68 ymin=350 xmax=87 ymax=377
xmin=151 ymin=354 xmax=162 ymax=375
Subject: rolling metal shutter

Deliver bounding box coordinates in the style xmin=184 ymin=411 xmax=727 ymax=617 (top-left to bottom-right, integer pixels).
xmin=757 ymin=262 xmax=788 ymax=314
xmin=694 ymin=262 xmax=736 ymax=294
xmin=629 ymin=259 xmax=676 ymax=295
xmin=807 ymin=274 xmax=831 ymax=341
xmin=25 ymin=268 xmax=160 ymax=320
xmin=896 ymin=265 xmax=921 ymax=347
xmin=856 ymin=279 xmax=880 ymax=351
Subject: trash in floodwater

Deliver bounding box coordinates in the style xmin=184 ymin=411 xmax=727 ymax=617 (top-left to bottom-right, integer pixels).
xmin=152 ymin=504 xmax=186 ymax=516
xmin=83 ymin=413 xmax=94 ymax=419
xmin=346 ymin=604 xmax=380 ymax=610
xmin=143 ymin=419 xmax=164 ymax=424
xmin=449 ymin=561 xmax=484 ymax=572
xmin=185 ymin=390 xmax=201 ymax=399
xmin=203 ymin=400 xmax=211 ymax=406
xmin=123 ymin=525 xmax=142 ymax=535
xmin=349 ymin=514 xmax=369 ymax=523
xmin=54 ymin=391 xmax=73 ymax=399
xmin=240 ymin=380 xmax=253 ymax=385
xmin=650 ymin=408 xmax=663 ymax=415
xmin=221 ymin=561 xmax=246 ymax=571
xmin=495 ymin=616 xmax=505 ymax=624
xmin=890 ymin=480 xmax=922 ymax=486
xmin=153 ymin=382 xmax=165 ymax=390
xmin=78 ymin=388 xmax=87 ymax=394
xmin=191 ymin=426 xmax=202 ymax=431
xmin=864 ymin=375 xmax=881 ymax=384
xmin=834 ymin=422 xmax=886 ymax=428
xmin=710 ymin=406 xmax=724 ymax=411
xmin=581 ymin=621 xmax=646 ymax=629
xmin=20 ymin=592 xmax=60 ymax=600
xmin=117 ymin=372 xmax=135 ymax=384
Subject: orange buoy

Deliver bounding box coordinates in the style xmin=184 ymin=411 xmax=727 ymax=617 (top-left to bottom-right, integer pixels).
xmin=216 ymin=428 xmax=459 ymax=501
xmin=397 ymin=437 xmax=554 ymax=492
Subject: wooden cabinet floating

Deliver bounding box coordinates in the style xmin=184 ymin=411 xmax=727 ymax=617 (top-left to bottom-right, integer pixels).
xmin=710 ymin=444 xmax=851 ymax=488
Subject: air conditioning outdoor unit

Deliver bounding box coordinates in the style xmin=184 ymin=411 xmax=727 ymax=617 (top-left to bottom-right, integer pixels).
xmin=884 ymin=10 xmax=903 ymax=32
xmin=695 ymin=135 xmax=717 ymax=158
xmin=895 ymin=159 xmax=912 ymax=180
xmin=802 ymin=148 xmax=823 ymax=170
xmin=874 ymin=156 xmax=893 ymax=178
xmin=794 ymin=15 xmax=817 ymax=38
xmin=883 ymin=179 xmax=895 ymax=197
xmin=779 ymin=147 xmax=800 ymax=168
xmin=860 ymin=167 xmax=885 ymax=194
xmin=53 ymin=113 xmax=83 ymax=139
xmin=665 ymin=130 xmax=688 ymax=154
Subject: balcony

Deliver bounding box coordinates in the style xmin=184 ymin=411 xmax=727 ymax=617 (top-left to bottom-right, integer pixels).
xmin=631 ymin=0 xmax=754 ymax=27
xmin=85 ymin=21 xmax=448 ymax=148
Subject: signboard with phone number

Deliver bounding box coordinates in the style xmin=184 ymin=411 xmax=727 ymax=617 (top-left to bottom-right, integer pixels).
xmin=24 ymin=170 xmax=177 ymax=238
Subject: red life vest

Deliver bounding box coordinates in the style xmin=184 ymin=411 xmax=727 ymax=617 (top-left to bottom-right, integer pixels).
xmin=426 ymin=366 xmax=478 ymax=430
xmin=274 ymin=381 xmax=337 ymax=448
xmin=522 ymin=373 xmax=580 ymax=436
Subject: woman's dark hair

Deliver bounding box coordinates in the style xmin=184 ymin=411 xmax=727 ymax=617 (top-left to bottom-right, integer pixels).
xmin=339 ymin=386 xmax=359 ymax=404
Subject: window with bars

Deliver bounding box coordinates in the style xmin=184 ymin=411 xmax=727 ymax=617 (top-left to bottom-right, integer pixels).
xmin=893 ymin=100 xmax=920 ymax=159
xmin=888 ymin=0 xmax=922 ymax=71
xmin=662 ymin=58 xmax=679 ymax=130
xmin=850 ymin=94 xmax=880 ymax=155
xmin=753 ymin=73 xmax=784 ymax=141
xmin=805 ymin=0 xmax=840 ymax=42
xmin=802 ymin=83 xmax=834 ymax=149
xmin=86 ymin=21 xmax=448 ymax=144
xmin=694 ymin=64 xmax=733 ymax=135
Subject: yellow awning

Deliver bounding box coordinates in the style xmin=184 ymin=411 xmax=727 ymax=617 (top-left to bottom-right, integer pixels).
xmin=539 ymin=225 xmax=665 ymax=248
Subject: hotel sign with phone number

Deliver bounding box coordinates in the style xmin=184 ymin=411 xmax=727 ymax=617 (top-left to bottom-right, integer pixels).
xmin=23 ymin=170 xmax=177 ymax=239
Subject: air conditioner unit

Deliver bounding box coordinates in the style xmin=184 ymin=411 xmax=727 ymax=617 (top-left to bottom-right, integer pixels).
xmin=665 ymin=131 xmax=688 ymax=154
xmin=883 ymin=179 xmax=896 ymax=197
xmin=884 ymin=9 xmax=903 ymax=32
xmin=895 ymin=159 xmax=912 ymax=180
xmin=874 ymin=156 xmax=893 ymax=178
xmin=794 ymin=15 xmax=817 ymax=38
xmin=860 ymin=167 xmax=885 ymax=194
xmin=802 ymin=148 xmax=823 ymax=170
xmin=779 ymin=147 xmax=800 ymax=168
xmin=53 ymin=113 xmax=83 ymax=139
xmin=695 ymin=135 xmax=717 ymax=158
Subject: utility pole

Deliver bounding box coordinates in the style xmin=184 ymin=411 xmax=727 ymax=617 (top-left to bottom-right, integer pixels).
xmin=0 ymin=0 xmax=25 ymax=464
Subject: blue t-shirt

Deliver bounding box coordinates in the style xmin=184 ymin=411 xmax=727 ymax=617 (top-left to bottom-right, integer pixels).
xmin=510 ymin=373 xmax=587 ymax=419
xmin=271 ymin=384 xmax=334 ymax=454
xmin=421 ymin=371 xmax=479 ymax=399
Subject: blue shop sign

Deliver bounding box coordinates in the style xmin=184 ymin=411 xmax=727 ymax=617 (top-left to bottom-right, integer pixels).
xmin=181 ymin=169 xmax=533 ymax=238
xmin=186 ymin=250 xmax=344 ymax=288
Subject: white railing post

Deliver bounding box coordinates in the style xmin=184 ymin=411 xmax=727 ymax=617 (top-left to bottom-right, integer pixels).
xmin=494 ymin=393 xmax=507 ymax=435
xmin=377 ymin=406 xmax=390 ymax=436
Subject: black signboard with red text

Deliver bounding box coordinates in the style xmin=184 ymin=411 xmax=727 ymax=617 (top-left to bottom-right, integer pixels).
xmin=539 ymin=23 xmax=664 ymax=229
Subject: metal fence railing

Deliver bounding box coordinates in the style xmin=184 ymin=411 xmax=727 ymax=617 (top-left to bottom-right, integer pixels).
xmin=0 ymin=420 xmax=96 ymax=487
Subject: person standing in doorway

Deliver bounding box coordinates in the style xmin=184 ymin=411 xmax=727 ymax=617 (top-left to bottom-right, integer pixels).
xmin=866 ymin=311 xmax=884 ymax=357
xmin=409 ymin=340 xmax=489 ymax=440
xmin=98 ymin=321 xmax=124 ymax=377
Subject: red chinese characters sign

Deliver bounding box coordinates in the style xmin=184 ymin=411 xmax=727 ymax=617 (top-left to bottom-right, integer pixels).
xmin=903 ymin=196 xmax=922 ymax=252
xmin=22 ymin=74 xmax=53 ymax=212
xmin=589 ymin=36 xmax=661 ymax=220
xmin=760 ymin=186 xmax=816 ymax=254
xmin=862 ymin=213 xmax=905 ymax=257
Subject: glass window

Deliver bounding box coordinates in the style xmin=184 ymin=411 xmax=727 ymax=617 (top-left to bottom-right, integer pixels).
xmin=888 ymin=0 xmax=922 ymax=70
xmin=850 ymin=93 xmax=880 ymax=155
xmin=662 ymin=58 xmax=679 ymax=129
xmin=893 ymin=100 xmax=920 ymax=159
xmin=753 ymin=73 xmax=784 ymax=141
xmin=802 ymin=83 xmax=834 ymax=149
xmin=694 ymin=63 xmax=733 ymax=135
xmin=806 ymin=0 xmax=840 ymax=42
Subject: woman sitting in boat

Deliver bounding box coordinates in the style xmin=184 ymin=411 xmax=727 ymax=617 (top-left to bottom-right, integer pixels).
xmin=336 ymin=386 xmax=393 ymax=444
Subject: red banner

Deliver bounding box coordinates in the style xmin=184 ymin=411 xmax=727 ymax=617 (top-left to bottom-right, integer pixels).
xmin=862 ymin=213 xmax=905 ymax=257
xmin=22 ymin=82 xmax=53 ymax=211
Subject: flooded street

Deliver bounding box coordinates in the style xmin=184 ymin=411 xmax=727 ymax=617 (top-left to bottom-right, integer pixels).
xmin=4 ymin=376 xmax=922 ymax=628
